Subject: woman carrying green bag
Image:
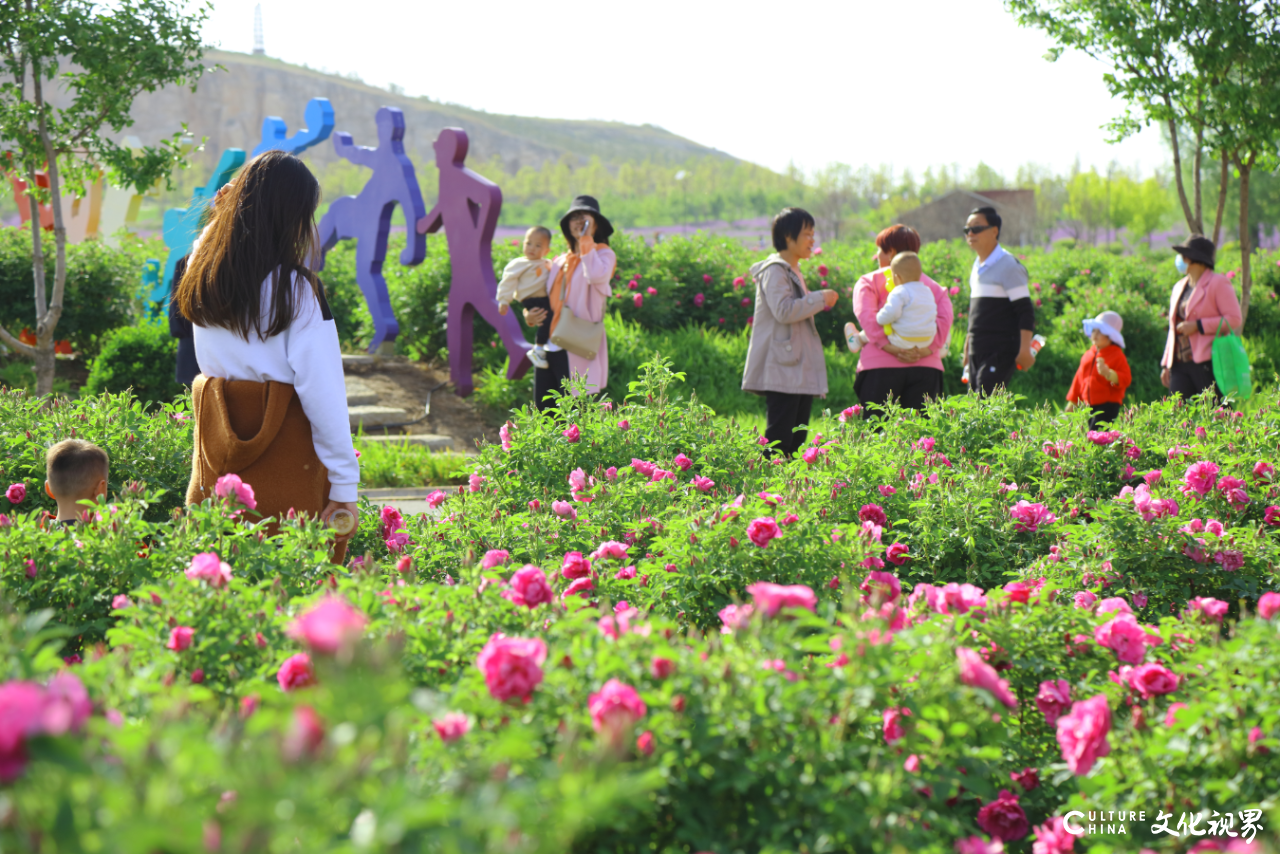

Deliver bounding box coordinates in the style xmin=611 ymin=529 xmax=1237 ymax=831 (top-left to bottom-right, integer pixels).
xmin=1159 ymin=235 xmax=1243 ymax=400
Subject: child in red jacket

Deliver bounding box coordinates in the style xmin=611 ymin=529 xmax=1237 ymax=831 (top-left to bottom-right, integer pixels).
xmin=1066 ymin=310 xmax=1131 ymax=429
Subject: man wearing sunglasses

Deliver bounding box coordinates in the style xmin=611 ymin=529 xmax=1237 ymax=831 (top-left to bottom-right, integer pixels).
xmin=962 ymin=206 xmax=1036 ymax=395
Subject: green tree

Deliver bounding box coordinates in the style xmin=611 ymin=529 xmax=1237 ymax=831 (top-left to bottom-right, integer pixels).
xmin=0 ymin=0 xmax=209 ymax=395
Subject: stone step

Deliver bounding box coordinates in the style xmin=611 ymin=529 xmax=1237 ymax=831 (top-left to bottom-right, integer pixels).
xmin=349 ymin=405 xmax=411 ymax=429
xmin=344 ymin=377 xmax=379 ymax=406
xmin=341 ymin=353 xmax=376 ymax=368
xmin=358 ymin=434 xmax=454 ymax=452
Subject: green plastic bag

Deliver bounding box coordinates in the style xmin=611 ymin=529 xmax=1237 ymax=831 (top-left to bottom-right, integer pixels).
xmin=1212 ymin=319 xmax=1252 ymax=399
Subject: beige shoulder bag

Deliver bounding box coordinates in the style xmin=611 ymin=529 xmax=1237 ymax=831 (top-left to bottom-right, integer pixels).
xmin=549 ymin=260 xmax=604 ymax=360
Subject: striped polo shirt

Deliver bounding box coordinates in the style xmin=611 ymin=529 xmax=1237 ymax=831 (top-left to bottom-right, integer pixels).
xmin=967 ymin=245 xmax=1036 ymax=344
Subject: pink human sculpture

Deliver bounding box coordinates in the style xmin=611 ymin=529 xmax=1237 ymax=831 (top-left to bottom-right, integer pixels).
xmin=318 ymin=107 xmax=426 ymax=352
xmin=416 ymin=128 xmax=532 ymax=396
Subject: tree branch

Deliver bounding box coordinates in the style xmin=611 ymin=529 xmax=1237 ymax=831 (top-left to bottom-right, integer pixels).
xmin=0 ymin=323 xmax=37 ymax=358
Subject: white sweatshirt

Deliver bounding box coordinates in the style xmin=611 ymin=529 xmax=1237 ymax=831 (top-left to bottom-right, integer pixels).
xmin=875 ymin=280 xmax=938 ymax=346
xmin=192 ymin=270 xmax=359 ymax=502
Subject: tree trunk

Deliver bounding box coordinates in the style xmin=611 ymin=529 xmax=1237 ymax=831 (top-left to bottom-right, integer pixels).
xmin=31 ymin=51 xmax=67 ymax=397
xmin=1166 ymin=115 xmax=1199 ymax=234
xmin=1192 ymin=122 xmax=1204 ymax=234
xmin=1236 ymin=157 xmax=1253 ymax=325
xmin=1212 ymin=157 xmax=1229 ymax=246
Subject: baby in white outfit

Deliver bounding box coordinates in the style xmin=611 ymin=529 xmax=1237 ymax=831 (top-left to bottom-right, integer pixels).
xmin=845 ymin=251 xmax=937 ymax=353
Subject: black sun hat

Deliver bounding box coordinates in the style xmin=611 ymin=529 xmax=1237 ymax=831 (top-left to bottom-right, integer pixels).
xmin=560 ymin=195 xmax=614 ymax=245
xmin=1172 ymin=234 xmax=1216 ymax=269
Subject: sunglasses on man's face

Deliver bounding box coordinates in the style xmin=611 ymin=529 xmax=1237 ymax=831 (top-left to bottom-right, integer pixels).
xmin=963 ymin=225 xmax=993 ymax=235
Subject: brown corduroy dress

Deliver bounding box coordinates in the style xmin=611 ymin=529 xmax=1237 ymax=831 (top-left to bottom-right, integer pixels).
xmin=187 ymin=375 xmax=347 ymax=563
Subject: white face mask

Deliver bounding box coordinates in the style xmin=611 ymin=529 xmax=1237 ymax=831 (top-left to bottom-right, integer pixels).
xmin=1175 ymin=255 xmax=1189 ymax=275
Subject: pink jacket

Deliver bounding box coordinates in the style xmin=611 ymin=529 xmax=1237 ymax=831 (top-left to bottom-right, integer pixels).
xmin=1160 ymin=271 xmax=1243 ymax=368
xmin=852 ymin=271 xmax=954 ymax=373
xmin=549 ymin=246 xmax=616 ymax=393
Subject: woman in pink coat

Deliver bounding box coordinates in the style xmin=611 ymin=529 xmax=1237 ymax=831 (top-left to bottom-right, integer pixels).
xmin=1160 ymin=235 xmax=1243 ymax=399
xmin=523 ymin=196 xmax=616 ymax=409
xmin=849 ymin=224 xmax=954 ymax=414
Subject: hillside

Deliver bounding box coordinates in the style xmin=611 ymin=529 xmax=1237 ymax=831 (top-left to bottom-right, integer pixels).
xmin=114 ymin=50 xmax=733 ymax=174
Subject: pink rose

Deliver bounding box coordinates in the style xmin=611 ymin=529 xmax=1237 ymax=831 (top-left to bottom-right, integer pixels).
xmin=1073 ymin=591 xmax=1097 ymax=610
xmin=5 ymin=483 xmax=25 ymax=504
xmin=111 ymin=594 xmax=132 ymax=610
xmin=882 ymin=707 xmax=906 ymax=743
xmin=647 ymin=286 xmax=657 ymax=296
xmin=1056 ymin=694 xmax=1111 ymax=775
xmin=1003 ymin=581 xmax=1032 ymax=604
xmin=1093 ymin=614 xmax=1162 ymax=664
xmin=384 ymin=531 xmax=411 ymax=553
xmin=552 ymin=500 xmax=577 ymax=520
xmin=904 ymin=753 xmax=920 ymax=772
xmin=476 ymin=634 xmax=547 ymax=703
xmin=1031 ymin=817 xmax=1074 ymax=854
xmin=1095 ymin=597 xmax=1132 ymax=616
xmin=1258 ymin=591 xmax=1280 ymax=619
xmin=703 ymin=273 xmax=713 ymax=284
xmin=858 ymin=504 xmax=888 ymax=527
xmin=214 ymin=473 xmax=257 ymax=510
xmin=718 ymin=603 xmax=754 ymax=633
xmin=1035 ymin=679 xmax=1071 ymax=725
xmin=1086 ymin=430 xmax=1120 ymax=446
xmin=481 ymin=549 xmax=510 ymax=570
xmin=633 ymin=294 xmax=643 ymax=307
xmin=693 ymin=293 xmax=705 ymax=307
xmin=276 ymin=653 xmax=316 ymax=691
xmin=1010 ymin=767 xmax=1040 ymax=792
xmin=746 ymin=516 xmax=781 ymax=548
xmin=747 ymin=582 xmax=816 ymax=617
xmin=1183 ymin=461 xmax=1220 ymax=496
xmin=562 ymin=424 xmax=580 ymax=443
xmin=692 ymin=475 xmax=715 ymax=493
xmin=185 ymin=552 xmax=233 ymax=588
xmin=673 ymin=453 xmax=693 ymax=471
xmin=943 ymin=582 xmax=988 ymax=615
xmin=1010 ymin=501 xmax=1056 ymax=533
xmin=885 ymin=542 xmax=909 ymax=565
xmin=1126 ymin=662 xmax=1179 ymax=699
xmin=286 ymin=595 xmax=368 ymax=655
xmin=41 ymin=672 xmax=91 ymax=736
xmin=590 ymin=540 xmax=629 ymax=561
xmin=860 ymin=571 xmax=901 ymax=606
xmin=956 ymin=647 xmax=1017 ymax=708
xmin=282 ymin=705 xmax=324 ymax=762
xmin=1253 ymin=461 xmax=1274 ymax=482
xmin=166 ymin=626 xmax=194 ymax=651
xmin=650 ymin=657 xmax=675 ymax=679
xmin=426 ymin=490 xmax=447 ymax=508
xmin=502 ymin=565 xmax=554 ymax=609
xmin=562 ymin=577 xmax=595 ymax=600
xmin=618 ymin=420 xmax=631 ymax=431
xmin=636 ymin=730 xmax=655 ymax=756
xmin=589 ymin=679 xmax=646 ymax=746
xmin=468 ymin=473 xmax=486 ymax=493
xmin=499 ymin=421 xmax=513 ymax=452
xmin=380 ymin=505 xmax=404 ymax=540
xmin=1187 ymin=596 xmax=1229 ymax=622
xmin=1164 ymin=702 xmax=1188 ymax=727
xmin=560 ymin=552 xmax=592 ymax=580
xmin=1144 ymin=469 xmax=1163 ymax=487
xmin=977 ymin=789 xmax=1029 ymax=841
xmin=878 ymin=484 xmax=896 ymax=497
xmin=433 ymin=712 xmax=470 ymax=742
xmin=733 ymin=276 xmax=745 ymax=287
xmin=1266 ymin=505 xmax=1280 ymax=526
xmin=955 ymin=837 xmax=1004 ymax=854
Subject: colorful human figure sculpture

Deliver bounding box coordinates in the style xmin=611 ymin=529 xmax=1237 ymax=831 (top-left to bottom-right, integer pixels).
xmin=137 ymin=259 xmax=164 ymax=325
xmin=416 ymin=128 xmax=531 ymax=396
xmin=318 ymin=107 xmax=426 ymax=353
xmin=12 ymin=171 xmax=105 ymax=242
xmin=251 ymin=97 xmax=335 ymax=158
xmin=10 ymin=172 xmax=55 ymax=231
xmin=149 ymin=148 xmax=246 ymax=304
xmin=99 ymin=136 xmax=194 ymax=248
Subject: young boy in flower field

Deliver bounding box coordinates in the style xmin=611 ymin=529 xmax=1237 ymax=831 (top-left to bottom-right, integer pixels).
xmin=844 ymin=252 xmax=937 ymax=353
xmin=496 ymin=225 xmax=554 ymax=369
xmin=1065 ymin=310 xmax=1131 ymax=429
xmin=44 ymin=439 xmax=110 ymax=524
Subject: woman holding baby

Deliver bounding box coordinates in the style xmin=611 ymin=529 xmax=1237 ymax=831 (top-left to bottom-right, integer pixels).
xmin=849 ymin=224 xmax=954 ymax=414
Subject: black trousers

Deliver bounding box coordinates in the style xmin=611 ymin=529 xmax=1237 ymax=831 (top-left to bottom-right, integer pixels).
xmin=969 ymin=338 xmax=1019 ymax=397
xmin=1088 ymin=402 xmax=1122 ymax=430
xmin=534 ymin=349 xmax=571 ymax=411
xmin=1170 ymin=360 xmax=1218 ymax=401
xmin=175 ymin=337 xmax=201 ymax=386
xmin=520 ymin=296 xmax=553 ymax=345
xmin=854 ymin=366 xmax=943 ymax=415
xmin=764 ymin=392 xmax=812 ymax=457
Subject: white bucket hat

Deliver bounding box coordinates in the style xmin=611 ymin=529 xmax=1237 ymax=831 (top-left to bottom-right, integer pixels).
xmin=1082 ymin=310 xmax=1125 ymax=349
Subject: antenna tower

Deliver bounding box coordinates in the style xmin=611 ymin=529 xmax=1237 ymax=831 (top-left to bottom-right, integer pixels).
xmin=253 ymin=4 xmax=265 ymax=55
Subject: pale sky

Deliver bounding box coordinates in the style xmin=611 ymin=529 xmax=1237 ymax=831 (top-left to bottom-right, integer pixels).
xmin=200 ymin=0 xmax=1169 ymax=179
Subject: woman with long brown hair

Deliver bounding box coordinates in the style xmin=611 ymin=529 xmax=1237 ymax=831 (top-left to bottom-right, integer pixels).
xmin=176 ymin=150 xmax=358 ymax=558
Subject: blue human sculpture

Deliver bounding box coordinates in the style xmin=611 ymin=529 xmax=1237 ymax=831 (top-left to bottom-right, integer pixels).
xmin=150 ymin=148 xmax=246 ymax=304
xmin=318 ymin=107 xmax=426 ymax=352
xmin=251 ymin=97 xmax=335 ymax=158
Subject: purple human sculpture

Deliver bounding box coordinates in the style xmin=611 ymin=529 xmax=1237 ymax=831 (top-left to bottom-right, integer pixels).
xmin=416 ymin=128 xmax=532 ymax=396
xmin=318 ymin=107 xmax=426 ymax=353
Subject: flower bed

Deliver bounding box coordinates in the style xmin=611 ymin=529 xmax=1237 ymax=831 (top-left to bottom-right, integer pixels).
xmin=0 ymin=362 xmax=1278 ymax=852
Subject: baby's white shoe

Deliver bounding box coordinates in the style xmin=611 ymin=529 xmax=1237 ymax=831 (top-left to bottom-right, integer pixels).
xmin=844 ymin=322 xmax=863 ymax=354
xmin=529 ymin=345 xmax=550 ymax=370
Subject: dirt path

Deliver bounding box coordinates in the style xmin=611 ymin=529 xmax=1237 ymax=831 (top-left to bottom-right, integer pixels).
xmin=344 ymin=357 xmax=503 ymax=453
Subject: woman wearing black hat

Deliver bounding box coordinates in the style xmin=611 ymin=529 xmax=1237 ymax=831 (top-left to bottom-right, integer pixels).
xmin=522 ymin=196 xmax=616 ymax=409
xmin=1159 ymin=235 xmax=1243 ymax=399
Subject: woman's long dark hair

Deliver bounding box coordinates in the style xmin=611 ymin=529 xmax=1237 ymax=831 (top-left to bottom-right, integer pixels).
xmin=177 ymin=151 xmax=322 ymax=341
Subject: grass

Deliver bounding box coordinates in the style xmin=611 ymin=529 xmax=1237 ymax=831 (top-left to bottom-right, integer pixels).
xmin=353 ymin=436 xmax=470 ymax=489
